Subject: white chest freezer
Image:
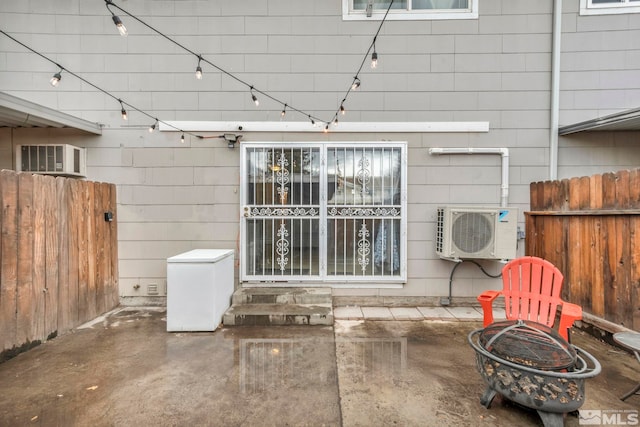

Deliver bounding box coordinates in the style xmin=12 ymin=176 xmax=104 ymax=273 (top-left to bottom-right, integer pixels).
xmin=166 ymin=249 xmax=235 ymax=332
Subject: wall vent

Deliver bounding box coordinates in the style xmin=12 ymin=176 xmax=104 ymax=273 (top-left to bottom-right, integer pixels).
xmin=436 ymin=206 xmax=518 ymax=261
xmin=16 ymin=144 xmax=86 ymax=177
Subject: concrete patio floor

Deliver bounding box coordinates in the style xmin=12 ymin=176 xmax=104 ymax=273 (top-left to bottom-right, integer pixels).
xmin=0 ymin=307 xmax=638 ymax=427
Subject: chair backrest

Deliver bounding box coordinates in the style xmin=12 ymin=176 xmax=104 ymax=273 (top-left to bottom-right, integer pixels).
xmin=501 ymin=256 xmax=564 ymax=328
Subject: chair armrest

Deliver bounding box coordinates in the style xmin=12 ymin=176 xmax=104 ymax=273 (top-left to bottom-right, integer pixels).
xmin=477 ymin=290 xmax=501 ymax=327
xmin=558 ymin=302 xmax=582 ymax=341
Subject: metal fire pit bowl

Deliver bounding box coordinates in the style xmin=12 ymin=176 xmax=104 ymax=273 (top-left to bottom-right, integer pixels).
xmin=468 ymin=325 xmax=601 ymax=427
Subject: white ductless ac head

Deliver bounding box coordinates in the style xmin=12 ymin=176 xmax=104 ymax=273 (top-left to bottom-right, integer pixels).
xmin=16 ymin=144 xmax=86 ymax=178
xmin=436 ymin=205 xmax=518 ymax=261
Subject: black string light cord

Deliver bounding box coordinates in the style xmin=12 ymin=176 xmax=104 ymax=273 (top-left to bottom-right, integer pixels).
xmin=0 ymin=29 xmax=204 ymax=140
xmin=105 ymin=0 xmax=394 ymax=130
xmin=1 ymin=1 xmax=394 ymax=141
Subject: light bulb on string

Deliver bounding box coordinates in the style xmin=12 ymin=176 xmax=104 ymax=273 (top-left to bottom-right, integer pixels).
xmin=281 ymin=104 xmax=287 ymax=118
xmin=50 ymin=70 xmax=62 ymax=87
xmin=195 ymin=56 xmax=203 ymax=80
xmin=371 ymin=51 xmax=378 ymax=69
xmin=181 ymin=134 xmax=185 ymax=143
xmin=119 ymin=100 xmax=128 ymax=120
xmin=340 ymin=102 xmax=346 ymax=116
xmin=309 ymin=115 xmax=316 ymax=127
xmin=250 ymin=87 xmax=259 ymax=106
xmin=148 ymin=119 xmax=157 ymax=133
xmin=351 ymin=77 xmax=361 ymax=90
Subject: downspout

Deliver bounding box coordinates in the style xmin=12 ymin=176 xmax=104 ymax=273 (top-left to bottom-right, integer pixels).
xmin=428 ymin=147 xmax=510 ymax=207
xmin=549 ymin=0 xmax=562 ymax=180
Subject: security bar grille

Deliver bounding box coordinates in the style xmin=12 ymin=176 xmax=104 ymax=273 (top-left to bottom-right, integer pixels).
xmin=241 ymin=143 xmax=406 ymax=284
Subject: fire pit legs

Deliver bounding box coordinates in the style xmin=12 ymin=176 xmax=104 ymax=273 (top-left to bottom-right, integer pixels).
xmin=537 ymin=410 xmax=564 ymax=427
xmin=479 ymin=386 xmax=497 ymax=408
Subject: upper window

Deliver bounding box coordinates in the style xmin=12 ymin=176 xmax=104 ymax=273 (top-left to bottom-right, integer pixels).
xmin=342 ymin=0 xmax=478 ymax=20
xmin=580 ymin=0 xmax=640 ymax=15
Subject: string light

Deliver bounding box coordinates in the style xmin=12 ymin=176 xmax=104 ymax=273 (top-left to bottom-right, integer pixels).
xmin=106 ymin=1 xmax=127 ymax=36
xmin=119 ymin=99 xmax=128 ymax=120
xmin=281 ymin=104 xmax=287 ymax=118
xmin=181 ymin=133 xmax=185 ymax=143
xmin=100 ymin=0 xmax=394 ymax=130
xmin=340 ymin=102 xmax=346 ymax=115
xmin=50 ymin=69 xmax=62 ymax=87
xmin=371 ymin=50 xmax=378 ymax=69
xmin=148 ymin=119 xmax=158 ymax=133
xmin=250 ymin=87 xmax=259 ymax=106
xmin=195 ymin=56 xmax=203 ymax=80
xmin=309 ymin=115 xmax=316 ymax=127
xmin=1 ymin=30 xmax=200 ymax=145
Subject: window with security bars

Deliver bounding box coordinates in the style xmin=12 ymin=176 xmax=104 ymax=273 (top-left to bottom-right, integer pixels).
xmin=241 ymin=143 xmax=406 ymax=283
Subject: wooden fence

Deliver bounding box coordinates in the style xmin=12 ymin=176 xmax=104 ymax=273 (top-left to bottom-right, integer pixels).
xmin=526 ymin=169 xmax=640 ymax=332
xmin=0 ymin=170 xmax=119 ymax=360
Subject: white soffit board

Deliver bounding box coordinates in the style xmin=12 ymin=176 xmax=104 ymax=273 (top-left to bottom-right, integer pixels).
xmin=161 ymin=121 xmax=490 ymax=133
xmin=0 ymin=92 xmax=102 ymax=135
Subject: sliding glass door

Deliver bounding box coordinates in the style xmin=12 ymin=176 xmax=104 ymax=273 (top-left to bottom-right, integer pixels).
xmin=241 ymin=142 xmax=406 ymax=284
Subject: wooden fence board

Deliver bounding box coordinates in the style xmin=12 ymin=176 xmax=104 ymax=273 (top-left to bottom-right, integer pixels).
xmin=32 ymin=175 xmax=47 ymax=342
xmin=0 ymin=171 xmax=18 ymax=351
xmin=93 ymin=183 xmax=104 ymax=316
xmin=108 ymin=184 xmax=119 ymax=308
xmin=56 ymin=178 xmax=70 ymax=332
xmin=16 ymin=173 xmax=35 ymax=345
xmin=67 ymin=179 xmax=80 ymax=326
xmin=77 ymin=180 xmax=90 ymax=322
xmin=631 ymin=216 xmax=640 ymax=331
xmin=44 ymin=176 xmax=59 ymax=338
xmin=630 ymin=169 xmax=640 ymax=209
xmin=527 ymin=168 xmax=640 ymax=332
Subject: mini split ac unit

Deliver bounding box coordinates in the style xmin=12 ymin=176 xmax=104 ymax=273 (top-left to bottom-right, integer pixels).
xmin=16 ymin=144 xmax=86 ymax=177
xmin=436 ymin=206 xmax=518 ymax=261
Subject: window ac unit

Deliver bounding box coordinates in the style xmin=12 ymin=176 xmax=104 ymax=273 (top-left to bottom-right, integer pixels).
xmin=16 ymin=144 xmax=86 ymax=177
xmin=436 ymin=206 xmax=518 ymax=261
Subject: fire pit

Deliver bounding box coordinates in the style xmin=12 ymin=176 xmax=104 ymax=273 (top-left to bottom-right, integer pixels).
xmin=468 ymin=320 xmax=601 ymax=427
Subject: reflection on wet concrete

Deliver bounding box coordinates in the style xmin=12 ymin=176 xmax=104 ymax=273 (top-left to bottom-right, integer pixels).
xmin=0 ymin=308 xmax=638 ymax=427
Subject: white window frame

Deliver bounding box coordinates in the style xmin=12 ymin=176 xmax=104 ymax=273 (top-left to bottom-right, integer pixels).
xmin=580 ymin=0 xmax=640 ymax=15
xmin=342 ymin=0 xmax=478 ymax=21
xmin=240 ymin=141 xmax=408 ymax=287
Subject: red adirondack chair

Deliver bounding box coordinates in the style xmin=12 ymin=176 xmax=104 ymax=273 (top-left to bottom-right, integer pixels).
xmin=477 ymin=256 xmax=582 ymax=341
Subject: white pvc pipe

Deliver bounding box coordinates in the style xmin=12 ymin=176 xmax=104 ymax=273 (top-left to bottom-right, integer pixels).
xmin=549 ymin=0 xmax=562 ymax=180
xmin=428 ymin=147 xmax=510 ymax=207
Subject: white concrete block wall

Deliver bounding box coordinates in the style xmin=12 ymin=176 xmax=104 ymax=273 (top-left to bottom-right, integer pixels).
xmin=1 ymin=0 xmax=639 ymax=303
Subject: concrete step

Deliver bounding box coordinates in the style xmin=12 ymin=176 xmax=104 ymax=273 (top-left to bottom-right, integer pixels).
xmin=231 ymin=287 xmax=332 ymax=305
xmin=224 ymin=287 xmax=333 ymax=326
xmin=223 ymin=303 xmax=333 ymax=326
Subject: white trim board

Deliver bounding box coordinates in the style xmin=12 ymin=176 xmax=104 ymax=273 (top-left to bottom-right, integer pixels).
xmin=161 ymin=121 xmax=490 ymax=133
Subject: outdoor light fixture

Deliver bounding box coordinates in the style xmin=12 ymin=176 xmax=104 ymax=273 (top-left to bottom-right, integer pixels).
xmin=148 ymin=119 xmax=157 ymax=133
xmin=281 ymin=104 xmax=287 ymax=118
xmin=106 ymin=1 xmax=128 ymax=36
xmin=112 ymin=15 xmax=128 ymax=36
xmin=195 ymin=56 xmax=203 ymax=80
xmin=50 ymin=70 xmax=62 ymax=87
xmin=181 ymin=134 xmax=185 ymax=143
xmin=340 ymin=103 xmax=346 ymax=115
xmin=222 ymin=133 xmax=242 ymax=149
xmin=309 ymin=115 xmax=316 ymax=127
xmin=250 ymin=87 xmax=259 ymax=106
xmin=324 ymin=124 xmax=329 ymax=133
xmin=334 ymin=117 xmax=339 ymax=126
xmin=371 ymin=50 xmax=378 ymax=69
xmin=119 ymin=100 xmax=128 ymax=120
xmin=352 ymin=77 xmax=361 ymax=90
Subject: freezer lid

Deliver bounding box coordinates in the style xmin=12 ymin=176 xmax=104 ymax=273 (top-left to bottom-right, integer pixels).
xmin=167 ymin=249 xmax=234 ymax=263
